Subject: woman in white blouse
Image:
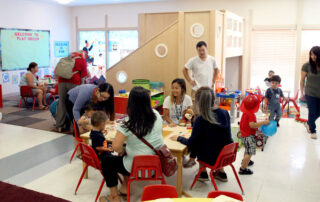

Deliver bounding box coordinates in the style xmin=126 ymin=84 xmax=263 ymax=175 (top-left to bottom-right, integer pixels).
xmin=163 ymin=78 xmax=193 ymax=127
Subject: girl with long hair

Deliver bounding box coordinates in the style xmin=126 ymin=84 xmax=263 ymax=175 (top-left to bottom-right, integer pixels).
xmin=171 ymin=87 xmax=233 ymax=182
xmin=99 ymin=87 xmax=164 ymax=202
xmin=163 ymin=78 xmax=193 ymax=127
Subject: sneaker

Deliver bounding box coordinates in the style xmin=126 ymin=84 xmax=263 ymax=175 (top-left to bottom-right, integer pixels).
xmin=248 ymin=160 xmax=254 ymax=167
xmin=197 ymin=171 xmax=209 ymax=182
xmin=311 ymin=133 xmax=317 ymax=140
xmin=304 ymin=122 xmax=311 ymax=134
xmin=238 ymin=168 xmax=253 ymax=175
xmin=212 ymin=171 xmax=228 ymax=182
xmin=241 ymin=160 xmax=254 ymax=167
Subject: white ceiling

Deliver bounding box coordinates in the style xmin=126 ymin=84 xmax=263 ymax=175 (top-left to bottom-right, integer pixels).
xmin=27 ymin=0 xmax=169 ymax=6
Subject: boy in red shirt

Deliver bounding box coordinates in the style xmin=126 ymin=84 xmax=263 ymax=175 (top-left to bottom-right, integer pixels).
xmin=239 ymin=94 xmax=269 ymax=175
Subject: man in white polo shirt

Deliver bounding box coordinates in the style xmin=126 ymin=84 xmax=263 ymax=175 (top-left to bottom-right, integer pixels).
xmin=182 ymin=41 xmax=220 ymax=101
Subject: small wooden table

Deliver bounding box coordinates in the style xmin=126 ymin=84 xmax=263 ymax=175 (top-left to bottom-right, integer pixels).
xmin=80 ymin=124 xmax=192 ymax=197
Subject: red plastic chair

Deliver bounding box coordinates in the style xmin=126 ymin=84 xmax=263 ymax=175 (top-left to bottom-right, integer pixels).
xmin=282 ymin=89 xmax=300 ymax=113
xmin=74 ymin=143 xmax=105 ymax=202
xmin=207 ymin=191 xmax=243 ymax=200
xmin=19 ymin=86 xmax=36 ymax=111
xmin=127 ymin=155 xmax=166 ymax=202
xmin=141 ymin=185 xmax=178 ymax=201
xmin=75 ymin=143 xmax=123 ymax=202
xmin=70 ymin=119 xmax=83 ymax=163
xmin=47 ymin=84 xmax=58 ymax=103
xmin=190 ymin=143 xmax=244 ymax=195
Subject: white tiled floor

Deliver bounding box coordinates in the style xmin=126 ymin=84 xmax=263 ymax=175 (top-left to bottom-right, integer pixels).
xmin=1 ymin=118 xmax=320 ymax=202
xmin=0 ymin=123 xmax=64 ymax=159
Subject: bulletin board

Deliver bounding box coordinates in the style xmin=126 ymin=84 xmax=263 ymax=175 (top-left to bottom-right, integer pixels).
xmin=0 ymin=28 xmax=50 ymax=71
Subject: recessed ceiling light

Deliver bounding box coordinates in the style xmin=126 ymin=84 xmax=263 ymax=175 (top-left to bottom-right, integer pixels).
xmin=55 ymin=0 xmax=73 ymax=4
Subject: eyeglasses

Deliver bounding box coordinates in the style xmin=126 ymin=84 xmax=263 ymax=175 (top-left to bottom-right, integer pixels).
xmin=100 ymin=93 xmax=109 ymax=100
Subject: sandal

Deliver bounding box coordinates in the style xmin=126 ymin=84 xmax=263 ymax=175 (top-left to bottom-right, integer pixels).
xmin=99 ymin=194 xmax=121 ymax=202
xmin=38 ymin=105 xmax=49 ymax=110
xmin=119 ymin=192 xmax=127 ymax=201
xmin=183 ymin=159 xmax=196 ymax=168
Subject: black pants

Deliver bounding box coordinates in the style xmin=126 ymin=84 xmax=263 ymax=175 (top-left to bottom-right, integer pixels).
xmin=305 ymin=95 xmax=320 ymax=133
xmin=101 ymin=155 xmax=130 ymax=188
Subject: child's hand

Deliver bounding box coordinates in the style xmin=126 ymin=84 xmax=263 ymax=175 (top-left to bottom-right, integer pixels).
xmin=170 ymin=135 xmax=179 ymax=141
xmin=105 ymin=147 xmax=113 ymax=152
xmin=263 ymin=120 xmax=270 ymax=125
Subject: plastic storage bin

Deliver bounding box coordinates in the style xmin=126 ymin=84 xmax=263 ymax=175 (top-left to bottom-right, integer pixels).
xmin=151 ymin=94 xmax=164 ymax=106
xmin=132 ymin=79 xmax=150 ymax=90
xmin=150 ymin=82 xmax=164 ymax=92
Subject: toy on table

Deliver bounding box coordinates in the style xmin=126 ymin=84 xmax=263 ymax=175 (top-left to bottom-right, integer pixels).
xmin=216 ymin=90 xmax=241 ymax=111
xmin=178 ymin=109 xmax=194 ymax=127
xmin=119 ymin=90 xmax=128 ymax=97
xmin=245 ymin=88 xmax=259 ymax=97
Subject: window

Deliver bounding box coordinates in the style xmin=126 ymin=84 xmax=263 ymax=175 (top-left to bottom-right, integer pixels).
xmin=78 ymin=31 xmax=106 ymax=79
xmin=301 ymin=30 xmax=320 ymax=67
xmin=108 ymin=30 xmax=138 ymax=68
xmin=250 ymin=30 xmax=297 ymax=93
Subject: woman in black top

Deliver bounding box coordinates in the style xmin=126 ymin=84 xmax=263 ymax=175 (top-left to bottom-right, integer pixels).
xmin=170 ymin=87 xmax=233 ymax=182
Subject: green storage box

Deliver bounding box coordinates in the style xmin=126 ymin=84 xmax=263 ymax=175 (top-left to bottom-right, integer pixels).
xmin=151 ymin=94 xmax=165 ymax=106
xmin=132 ymin=79 xmax=150 ymax=90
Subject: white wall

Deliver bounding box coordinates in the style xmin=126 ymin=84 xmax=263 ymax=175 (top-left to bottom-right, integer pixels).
xmin=69 ymin=0 xmax=320 ymax=92
xmin=0 ymin=0 xmax=72 ymax=96
xmin=70 ymin=0 xmax=301 ymax=30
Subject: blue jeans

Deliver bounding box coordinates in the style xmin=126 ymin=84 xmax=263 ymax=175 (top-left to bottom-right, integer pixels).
xmin=305 ymin=95 xmax=320 ymax=133
xmin=269 ymin=104 xmax=282 ymax=122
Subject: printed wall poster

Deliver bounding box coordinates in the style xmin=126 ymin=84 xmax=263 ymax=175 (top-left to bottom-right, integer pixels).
xmin=12 ymin=74 xmax=19 ymax=84
xmin=20 ymin=71 xmax=25 ymax=79
xmin=37 ymin=68 xmax=43 ymax=78
xmin=2 ymin=72 xmax=10 ymax=83
xmin=54 ymin=41 xmax=69 ymax=58
xmin=44 ymin=68 xmax=50 ymax=76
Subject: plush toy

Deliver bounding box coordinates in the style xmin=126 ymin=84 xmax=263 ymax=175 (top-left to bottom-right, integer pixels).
xmin=179 ymin=109 xmax=194 ymax=127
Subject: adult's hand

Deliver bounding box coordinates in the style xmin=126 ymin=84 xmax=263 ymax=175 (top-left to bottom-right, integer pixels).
xmin=169 ymin=122 xmax=177 ymax=127
xmin=190 ymin=80 xmax=196 ymax=87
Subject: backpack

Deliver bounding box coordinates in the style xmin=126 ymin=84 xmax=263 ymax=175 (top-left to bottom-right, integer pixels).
xmin=55 ymin=56 xmax=80 ymax=79
xmin=49 ymin=99 xmax=70 ymax=123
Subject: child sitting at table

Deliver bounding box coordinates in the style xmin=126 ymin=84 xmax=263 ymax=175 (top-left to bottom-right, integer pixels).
xmin=239 ymin=94 xmax=269 ymax=175
xmin=163 ymin=78 xmax=193 ymax=127
xmin=77 ymin=103 xmax=96 ymax=134
xmin=90 ymin=111 xmax=113 ymax=160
